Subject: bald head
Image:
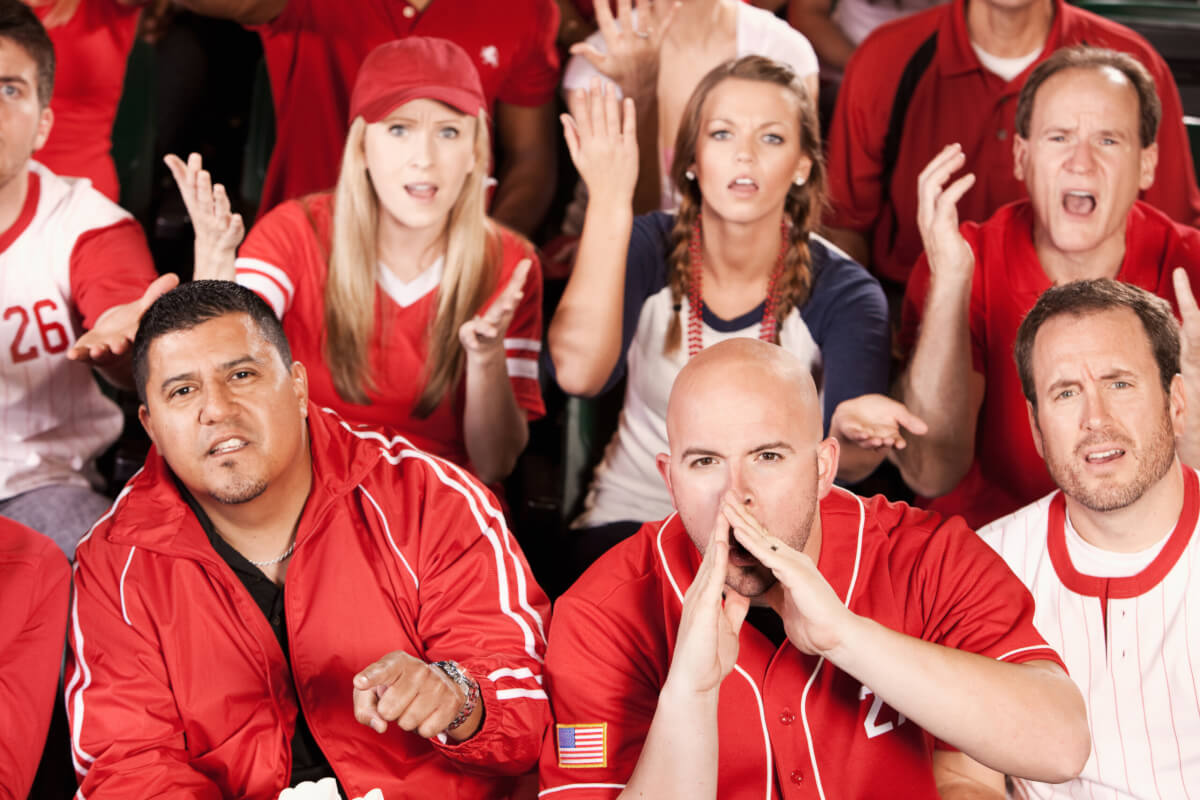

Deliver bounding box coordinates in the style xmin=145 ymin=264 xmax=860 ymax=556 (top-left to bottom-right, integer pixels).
xmin=667 ymin=339 xmax=822 ymax=450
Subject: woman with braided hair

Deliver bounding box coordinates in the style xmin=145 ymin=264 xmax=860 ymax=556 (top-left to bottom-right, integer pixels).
xmin=549 ymin=55 xmax=900 ymax=570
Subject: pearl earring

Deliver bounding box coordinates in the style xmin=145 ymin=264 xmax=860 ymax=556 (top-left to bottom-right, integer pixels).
xmin=685 ymin=169 xmax=695 ymax=181
xmin=794 ymin=176 xmax=806 ymax=187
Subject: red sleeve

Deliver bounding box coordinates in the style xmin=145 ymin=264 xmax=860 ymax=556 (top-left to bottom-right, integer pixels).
xmin=901 ymin=508 xmax=1065 ymax=669
xmin=824 ymin=39 xmax=892 ymax=234
xmin=1140 ymin=53 xmax=1200 ymax=227
xmin=402 ymin=464 xmax=552 ymax=773
xmin=896 ymin=225 xmax=987 ymax=374
xmin=66 ymin=530 xmax=224 ymax=798
xmin=537 ymin=594 xmax=662 ymax=799
xmin=0 ymin=520 xmax=69 ymax=800
xmin=485 ymin=235 xmax=545 ymax=421
xmin=495 ymin=0 xmax=561 ymax=107
xmin=235 ymin=199 xmax=321 ymax=318
xmin=69 ymin=218 xmax=156 ymax=330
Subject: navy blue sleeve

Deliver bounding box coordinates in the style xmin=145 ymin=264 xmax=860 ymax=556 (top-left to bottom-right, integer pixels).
xmin=543 ymin=212 xmax=673 ymax=396
xmin=800 ymin=236 xmax=890 ymax=435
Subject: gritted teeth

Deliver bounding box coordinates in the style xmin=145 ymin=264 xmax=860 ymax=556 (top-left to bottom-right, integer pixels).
xmin=209 ymin=438 xmax=247 ymax=455
xmin=1085 ymin=448 xmax=1125 ymax=463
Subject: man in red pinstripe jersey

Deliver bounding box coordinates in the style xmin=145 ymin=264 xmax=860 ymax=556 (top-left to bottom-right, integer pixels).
xmin=977 ymin=278 xmax=1200 ymax=797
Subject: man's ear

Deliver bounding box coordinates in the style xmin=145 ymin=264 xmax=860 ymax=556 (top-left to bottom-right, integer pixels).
xmin=1012 ymin=135 xmax=1029 ymax=183
xmin=656 ymin=452 xmax=675 ymax=505
xmin=1170 ymin=372 xmax=1186 ymax=439
xmin=33 ymin=106 xmax=52 ymax=152
xmin=138 ymin=404 xmax=157 ymax=446
xmin=816 ymin=436 xmax=840 ymax=500
xmin=1138 ymin=142 xmax=1159 ymax=192
xmin=290 ymin=361 xmax=309 ymax=417
xmin=1025 ymin=400 xmax=1045 ymax=460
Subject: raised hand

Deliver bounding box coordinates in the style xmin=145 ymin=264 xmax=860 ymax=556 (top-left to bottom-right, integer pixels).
xmin=164 ymin=152 xmax=244 ymax=281
xmin=458 ymin=258 xmax=532 ymax=359
xmin=561 ymin=78 xmax=639 ymax=205
xmin=67 ymin=273 xmax=180 ymax=367
xmin=721 ymin=492 xmax=851 ymax=656
xmin=1175 ymin=268 xmax=1200 ymax=377
xmin=667 ymin=514 xmax=750 ymax=696
xmin=916 ymin=143 xmax=976 ymax=284
xmin=352 ymin=651 xmax=475 ymax=739
xmin=830 ymin=394 xmax=929 ymax=452
xmin=569 ymin=0 xmax=681 ymax=100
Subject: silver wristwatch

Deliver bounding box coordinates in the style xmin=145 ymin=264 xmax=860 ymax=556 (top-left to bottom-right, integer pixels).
xmin=431 ymin=660 xmax=479 ymax=731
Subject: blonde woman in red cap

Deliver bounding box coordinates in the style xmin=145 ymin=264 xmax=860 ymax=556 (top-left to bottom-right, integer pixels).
xmin=167 ymin=36 xmax=543 ymax=484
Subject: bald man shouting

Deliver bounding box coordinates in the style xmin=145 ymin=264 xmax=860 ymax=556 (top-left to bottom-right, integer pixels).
xmin=538 ymin=339 xmax=1090 ymax=800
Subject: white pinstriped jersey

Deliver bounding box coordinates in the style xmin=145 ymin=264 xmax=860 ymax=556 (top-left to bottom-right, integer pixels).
xmin=0 ymin=162 xmax=145 ymax=499
xmin=980 ymin=466 xmax=1200 ymax=799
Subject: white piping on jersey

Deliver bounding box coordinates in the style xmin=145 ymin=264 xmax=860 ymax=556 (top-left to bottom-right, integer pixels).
xmin=357 ymin=484 xmax=419 ymax=590
xmin=67 ymin=475 xmax=139 ymax=778
xmin=488 ymin=667 xmax=544 ymax=684
xmin=537 ymin=783 xmax=627 ymax=797
xmin=504 ymin=337 xmax=542 ymax=352
xmin=331 ymin=412 xmax=548 ymax=661
xmin=118 ymin=548 xmax=138 ymax=625
xmin=496 ymin=688 xmax=549 ymax=700
xmin=799 ymin=487 xmax=867 ymax=800
xmin=506 ymin=357 xmax=539 ymax=380
xmin=655 ymin=513 xmax=683 ymax=601
xmin=234 ymin=257 xmax=295 ymax=316
xmin=996 ymin=643 xmax=1054 ymax=662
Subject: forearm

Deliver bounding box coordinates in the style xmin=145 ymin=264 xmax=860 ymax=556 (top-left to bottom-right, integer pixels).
xmin=548 ymin=196 xmax=633 ymax=395
xmin=489 ymin=153 xmax=556 ymax=238
xmin=893 ymin=278 xmax=977 ymax=496
xmin=620 ymin=680 xmax=720 ymax=800
xmin=462 ymin=352 xmax=529 ymax=484
xmin=788 ymin=9 xmax=856 ymax=69
xmin=827 ymin=616 xmax=1089 ymax=782
xmin=631 ymin=92 xmax=661 ymax=215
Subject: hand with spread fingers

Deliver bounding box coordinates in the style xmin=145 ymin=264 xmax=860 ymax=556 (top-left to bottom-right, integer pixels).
xmin=458 ymin=258 xmax=532 ymax=361
xmin=569 ymin=0 xmax=681 ymax=101
xmin=830 ymin=394 xmax=929 ymax=453
xmin=164 ymin=152 xmax=244 ymax=282
xmin=916 ymin=143 xmax=977 ymax=286
xmin=352 ymin=650 xmax=481 ymax=741
xmin=1174 ymin=268 xmax=1200 ymax=377
xmin=668 ymin=513 xmax=750 ymax=697
xmin=720 ymin=491 xmax=852 ymax=656
xmin=562 ymin=78 xmax=640 ymax=207
xmin=66 ymin=273 xmax=181 ymax=369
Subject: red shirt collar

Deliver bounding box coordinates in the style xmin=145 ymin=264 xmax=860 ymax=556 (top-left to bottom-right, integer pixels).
xmin=1046 ymin=464 xmax=1198 ymax=599
xmin=0 ymin=170 xmax=40 ymax=255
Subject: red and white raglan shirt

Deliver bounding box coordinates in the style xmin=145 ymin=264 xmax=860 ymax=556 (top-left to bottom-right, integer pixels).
xmin=980 ymin=465 xmax=1200 ymax=798
xmin=234 ymin=192 xmax=544 ymax=471
xmin=899 ymin=199 xmax=1200 ymax=530
xmin=34 ymin=0 xmax=142 ymax=203
xmin=67 ymin=405 xmax=552 ymax=798
xmin=0 ymin=161 xmax=157 ymax=501
xmin=540 ymin=488 xmax=1065 ymax=799
xmin=253 ymin=0 xmax=560 ymax=211
xmin=0 ymin=516 xmax=69 ymax=798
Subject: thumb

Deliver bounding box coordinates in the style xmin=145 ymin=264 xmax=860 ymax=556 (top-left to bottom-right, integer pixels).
xmin=892 ymin=402 xmax=929 ymax=436
xmin=139 ymin=273 xmax=181 ymax=311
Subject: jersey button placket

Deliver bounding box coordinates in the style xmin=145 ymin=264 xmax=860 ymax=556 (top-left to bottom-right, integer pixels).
xmin=779 ymin=708 xmax=795 ymax=725
xmin=789 ymin=768 xmax=803 ymax=784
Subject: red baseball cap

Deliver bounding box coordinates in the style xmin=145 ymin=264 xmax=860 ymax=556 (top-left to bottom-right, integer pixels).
xmin=348 ymin=37 xmax=487 ymax=124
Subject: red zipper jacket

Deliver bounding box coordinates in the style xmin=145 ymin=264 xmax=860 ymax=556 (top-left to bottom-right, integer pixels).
xmin=66 ymin=406 xmax=551 ymax=799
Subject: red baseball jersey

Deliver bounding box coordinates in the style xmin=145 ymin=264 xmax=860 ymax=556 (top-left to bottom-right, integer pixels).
xmin=540 ymin=488 xmax=1064 ymax=799
xmin=35 ymin=0 xmax=141 ymax=203
xmin=253 ymin=0 xmax=560 ymax=211
xmin=0 ymin=516 xmax=70 ymax=798
xmin=0 ymin=163 xmax=157 ymax=499
xmin=981 ymin=465 xmax=1200 ymax=798
xmin=899 ymin=199 xmax=1200 ymax=529
xmin=234 ymin=192 xmax=544 ymax=471
xmin=826 ymin=0 xmax=1200 ymax=286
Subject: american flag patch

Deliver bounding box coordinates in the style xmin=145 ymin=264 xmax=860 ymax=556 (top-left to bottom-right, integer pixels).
xmin=556 ymin=723 xmax=607 ymax=767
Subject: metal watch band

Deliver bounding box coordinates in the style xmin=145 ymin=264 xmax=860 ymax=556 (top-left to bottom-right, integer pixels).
xmin=431 ymin=660 xmax=479 ymax=732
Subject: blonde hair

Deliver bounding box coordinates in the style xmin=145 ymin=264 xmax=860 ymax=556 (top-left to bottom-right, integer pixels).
xmin=664 ymin=56 xmax=827 ymax=353
xmin=28 ymin=0 xmax=79 ymax=28
xmin=322 ymin=109 xmax=503 ymax=417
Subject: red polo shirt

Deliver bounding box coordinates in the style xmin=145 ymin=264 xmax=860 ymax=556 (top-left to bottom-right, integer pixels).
xmin=900 ymin=199 xmax=1200 ymax=529
xmin=827 ymin=0 xmax=1200 ymax=287
xmin=254 ymin=0 xmax=560 ymax=212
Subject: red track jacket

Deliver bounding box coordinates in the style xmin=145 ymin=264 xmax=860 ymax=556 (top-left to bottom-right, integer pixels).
xmin=66 ymin=407 xmax=551 ymax=799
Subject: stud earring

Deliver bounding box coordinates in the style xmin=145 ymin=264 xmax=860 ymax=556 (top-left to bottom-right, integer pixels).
xmin=685 ymin=169 xmax=696 ymax=181
xmin=794 ymin=176 xmax=806 ymax=187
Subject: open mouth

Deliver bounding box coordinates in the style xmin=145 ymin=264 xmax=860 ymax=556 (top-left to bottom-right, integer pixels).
xmin=729 ymin=177 xmax=758 ymax=192
xmin=728 ymin=534 xmax=757 ymax=567
xmin=405 ymin=183 xmax=438 ymax=200
xmin=1063 ymin=190 xmax=1097 ymax=215
xmin=1084 ymin=447 xmax=1125 ymax=465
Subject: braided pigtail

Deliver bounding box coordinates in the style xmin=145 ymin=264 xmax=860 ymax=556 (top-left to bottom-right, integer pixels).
xmin=664 ymin=185 xmax=702 ymax=354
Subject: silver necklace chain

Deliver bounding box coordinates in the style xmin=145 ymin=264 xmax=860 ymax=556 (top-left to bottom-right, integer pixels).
xmin=247 ymin=538 xmax=296 ymax=568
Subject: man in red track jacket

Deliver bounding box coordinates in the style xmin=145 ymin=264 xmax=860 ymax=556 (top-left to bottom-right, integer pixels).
xmin=66 ymin=280 xmax=551 ymax=799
